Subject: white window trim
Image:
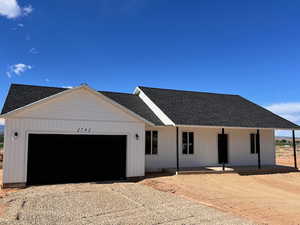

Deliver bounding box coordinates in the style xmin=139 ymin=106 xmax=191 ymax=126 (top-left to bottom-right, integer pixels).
xmin=182 ymin=131 xmax=194 ymax=155
xmin=251 ymin=133 xmax=258 ymax=154
xmin=146 ymin=130 xmax=158 ymax=155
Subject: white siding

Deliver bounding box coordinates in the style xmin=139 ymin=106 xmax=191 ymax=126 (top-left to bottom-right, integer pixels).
xmin=3 ymin=89 xmax=145 ymax=184
xmin=145 ymin=126 xmax=177 ymax=171
xmin=145 ymin=126 xmax=275 ymax=171
xmin=13 ymin=88 xmax=138 ymax=122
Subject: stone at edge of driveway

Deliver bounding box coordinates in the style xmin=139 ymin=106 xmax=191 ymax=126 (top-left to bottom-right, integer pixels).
xmin=0 ymin=182 xmax=255 ymax=225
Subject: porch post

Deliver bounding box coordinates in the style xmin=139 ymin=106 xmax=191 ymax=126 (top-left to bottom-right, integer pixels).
xmin=292 ymin=130 xmax=297 ymax=169
xmin=222 ymin=128 xmax=225 ymax=171
xmin=256 ymin=129 xmax=261 ymax=169
xmin=176 ymin=127 xmax=179 ymax=173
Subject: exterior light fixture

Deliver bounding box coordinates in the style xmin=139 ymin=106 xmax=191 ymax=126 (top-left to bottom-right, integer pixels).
xmin=12 ymin=131 xmax=19 ymax=140
xmin=135 ymin=134 xmax=139 ymax=140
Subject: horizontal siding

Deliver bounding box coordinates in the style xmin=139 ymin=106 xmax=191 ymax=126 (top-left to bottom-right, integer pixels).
xmin=145 ymin=126 xmax=275 ymax=171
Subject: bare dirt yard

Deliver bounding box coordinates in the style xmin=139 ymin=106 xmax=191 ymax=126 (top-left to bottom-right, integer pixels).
xmin=0 ymin=171 xmax=18 ymax=217
xmin=276 ymin=145 xmax=300 ymax=167
xmin=140 ymin=147 xmax=300 ymax=225
xmin=0 ymin=173 xmax=253 ymax=225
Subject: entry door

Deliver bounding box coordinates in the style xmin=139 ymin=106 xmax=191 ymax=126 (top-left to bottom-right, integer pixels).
xmin=218 ymin=134 xmax=228 ymax=164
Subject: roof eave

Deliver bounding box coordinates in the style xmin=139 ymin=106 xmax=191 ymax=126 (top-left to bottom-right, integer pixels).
xmin=175 ymin=124 xmax=300 ymax=130
xmin=1 ymin=85 xmax=155 ymax=126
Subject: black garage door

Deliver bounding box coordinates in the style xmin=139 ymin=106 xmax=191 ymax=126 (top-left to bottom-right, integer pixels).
xmin=27 ymin=134 xmax=126 ymax=185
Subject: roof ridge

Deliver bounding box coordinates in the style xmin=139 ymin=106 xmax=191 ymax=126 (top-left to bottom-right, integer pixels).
xmin=11 ymin=83 xmax=67 ymax=90
xmin=138 ymin=86 xmax=239 ymax=97
xmin=99 ymin=90 xmax=136 ymax=96
xmin=10 ymin=84 xmax=137 ymax=96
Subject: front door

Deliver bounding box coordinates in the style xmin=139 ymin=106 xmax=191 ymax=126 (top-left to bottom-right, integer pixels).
xmin=218 ymin=134 xmax=228 ymax=164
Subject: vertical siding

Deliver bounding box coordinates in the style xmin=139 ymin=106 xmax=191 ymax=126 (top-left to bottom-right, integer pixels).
xmin=3 ymin=89 xmax=146 ymax=184
xmin=145 ymin=126 xmax=176 ymax=171
xmin=4 ymin=118 xmax=145 ymax=184
xmin=145 ymin=126 xmax=275 ymax=171
xmin=13 ymin=89 xmax=138 ymax=122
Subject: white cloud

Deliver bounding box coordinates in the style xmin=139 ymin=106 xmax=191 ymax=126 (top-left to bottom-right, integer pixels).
xmin=23 ymin=4 xmax=33 ymax=16
xmin=0 ymin=0 xmax=21 ymax=18
xmin=266 ymin=102 xmax=300 ymax=123
xmin=62 ymin=86 xmax=73 ymax=89
xmin=29 ymin=47 xmax=38 ymax=54
xmin=275 ymin=130 xmax=300 ymax=137
xmin=45 ymin=78 xmax=50 ymax=82
xmin=266 ymin=102 xmax=300 ymax=115
xmin=0 ymin=0 xmax=33 ymax=19
xmin=266 ymin=102 xmax=300 ymax=137
xmin=11 ymin=23 xmax=24 ymax=30
xmin=6 ymin=63 xmax=32 ymax=78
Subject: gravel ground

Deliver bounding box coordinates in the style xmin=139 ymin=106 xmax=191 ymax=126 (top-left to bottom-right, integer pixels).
xmin=0 ymin=182 xmax=255 ymax=225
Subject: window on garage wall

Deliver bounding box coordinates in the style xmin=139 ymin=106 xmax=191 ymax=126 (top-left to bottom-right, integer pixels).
xmin=145 ymin=131 xmax=158 ymax=155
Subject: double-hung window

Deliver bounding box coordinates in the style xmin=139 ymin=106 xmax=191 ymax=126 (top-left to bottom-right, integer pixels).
xmin=182 ymin=132 xmax=194 ymax=154
xmin=145 ymin=131 xmax=158 ymax=155
xmin=250 ymin=133 xmax=258 ymax=154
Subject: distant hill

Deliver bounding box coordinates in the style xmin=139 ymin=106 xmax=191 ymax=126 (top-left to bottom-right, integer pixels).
xmin=0 ymin=125 xmax=4 ymax=134
xmin=276 ymin=136 xmax=300 ymax=141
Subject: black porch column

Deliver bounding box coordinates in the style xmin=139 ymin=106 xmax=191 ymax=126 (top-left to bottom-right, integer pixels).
xmin=256 ymin=129 xmax=261 ymax=169
xmin=222 ymin=128 xmax=225 ymax=171
xmin=176 ymin=127 xmax=179 ymax=172
xmin=292 ymin=130 xmax=297 ymax=169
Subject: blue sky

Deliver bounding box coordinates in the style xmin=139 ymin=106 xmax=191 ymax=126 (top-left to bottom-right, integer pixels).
xmin=0 ymin=0 xmax=299 ymax=136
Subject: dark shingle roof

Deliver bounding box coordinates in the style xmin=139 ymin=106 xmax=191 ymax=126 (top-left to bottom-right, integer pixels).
xmin=99 ymin=91 xmax=163 ymax=125
xmin=1 ymin=84 xmax=66 ymax=115
xmin=1 ymin=84 xmax=163 ymax=125
xmin=138 ymin=86 xmax=299 ymax=129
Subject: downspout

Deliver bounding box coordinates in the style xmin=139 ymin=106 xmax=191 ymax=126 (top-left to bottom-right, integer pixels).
xmin=222 ymin=128 xmax=225 ymax=171
xmin=256 ymin=129 xmax=261 ymax=169
xmin=292 ymin=130 xmax=298 ymax=169
xmin=176 ymin=127 xmax=179 ymax=174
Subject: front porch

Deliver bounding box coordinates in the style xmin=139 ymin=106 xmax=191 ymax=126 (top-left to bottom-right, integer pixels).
xmin=165 ymin=165 xmax=298 ymax=175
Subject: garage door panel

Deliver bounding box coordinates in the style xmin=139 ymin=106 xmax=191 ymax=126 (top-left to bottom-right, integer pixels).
xmin=27 ymin=134 xmax=126 ymax=185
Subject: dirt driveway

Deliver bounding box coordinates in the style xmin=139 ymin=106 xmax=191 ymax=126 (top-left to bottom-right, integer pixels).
xmin=0 ymin=181 xmax=253 ymax=225
xmin=141 ymin=172 xmax=300 ymax=225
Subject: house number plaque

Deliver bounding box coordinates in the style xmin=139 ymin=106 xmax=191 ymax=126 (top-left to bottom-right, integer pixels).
xmin=77 ymin=128 xmax=91 ymax=133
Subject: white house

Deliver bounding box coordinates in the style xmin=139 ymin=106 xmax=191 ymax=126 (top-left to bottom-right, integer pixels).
xmin=0 ymin=84 xmax=299 ymax=187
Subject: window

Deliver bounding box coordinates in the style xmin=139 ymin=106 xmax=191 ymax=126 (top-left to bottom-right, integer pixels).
xmin=145 ymin=131 xmax=158 ymax=155
xmin=182 ymin=132 xmax=194 ymax=154
xmin=250 ymin=133 xmax=258 ymax=154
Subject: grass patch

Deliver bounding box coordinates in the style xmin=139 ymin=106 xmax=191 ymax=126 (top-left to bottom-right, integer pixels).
xmin=0 ymin=143 xmax=3 ymax=149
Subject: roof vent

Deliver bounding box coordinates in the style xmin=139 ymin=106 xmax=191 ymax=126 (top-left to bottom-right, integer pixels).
xmin=80 ymin=83 xmax=89 ymax=87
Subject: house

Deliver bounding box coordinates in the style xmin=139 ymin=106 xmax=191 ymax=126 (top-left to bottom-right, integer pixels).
xmin=0 ymin=84 xmax=299 ymax=187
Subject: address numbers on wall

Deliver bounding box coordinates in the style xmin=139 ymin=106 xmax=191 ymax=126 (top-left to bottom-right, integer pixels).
xmin=77 ymin=128 xmax=91 ymax=133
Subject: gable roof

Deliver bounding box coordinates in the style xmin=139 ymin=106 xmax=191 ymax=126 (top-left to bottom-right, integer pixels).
xmin=1 ymin=84 xmax=163 ymax=125
xmin=137 ymin=86 xmax=300 ymax=129
xmin=99 ymin=91 xmax=163 ymax=125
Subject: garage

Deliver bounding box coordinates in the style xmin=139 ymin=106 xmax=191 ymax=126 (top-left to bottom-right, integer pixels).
xmin=27 ymin=134 xmax=127 ymax=185
xmin=1 ymin=84 xmax=150 ymax=187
